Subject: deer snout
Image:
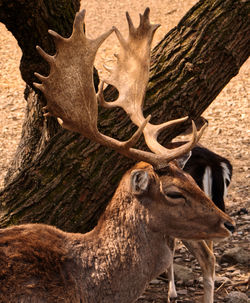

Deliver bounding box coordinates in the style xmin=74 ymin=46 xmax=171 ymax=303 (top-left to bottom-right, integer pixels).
xmin=224 ymin=221 xmax=235 ymax=233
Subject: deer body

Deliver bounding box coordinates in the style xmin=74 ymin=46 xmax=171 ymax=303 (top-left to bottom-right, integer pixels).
xmin=0 ymin=162 xmax=234 ymax=303
xmin=0 ymin=221 xmax=170 ymax=303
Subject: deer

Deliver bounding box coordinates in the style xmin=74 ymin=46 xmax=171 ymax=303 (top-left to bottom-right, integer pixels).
xmin=183 ymin=145 xmax=232 ymax=213
xmin=165 ymin=143 xmax=233 ymax=303
xmin=0 ymin=8 xmax=235 ymax=303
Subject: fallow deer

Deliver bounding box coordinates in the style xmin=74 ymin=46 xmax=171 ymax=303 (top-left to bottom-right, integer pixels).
xmin=166 ymin=144 xmax=233 ymax=303
xmin=0 ymin=8 xmax=235 ymax=303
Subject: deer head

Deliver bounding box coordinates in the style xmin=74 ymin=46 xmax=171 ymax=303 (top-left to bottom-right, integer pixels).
xmin=34 ymin=8 xmax=235 ymax=241
xmin=102 ymin=161 xmax=234 ymax=242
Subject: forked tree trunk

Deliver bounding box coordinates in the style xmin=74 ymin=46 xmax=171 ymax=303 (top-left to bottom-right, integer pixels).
xmin=0 ymin=0 xmax=249 ymax=232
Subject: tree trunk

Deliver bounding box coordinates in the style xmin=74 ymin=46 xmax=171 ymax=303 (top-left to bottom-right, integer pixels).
xmin=0 ymin=0 xmax=249 ymax=232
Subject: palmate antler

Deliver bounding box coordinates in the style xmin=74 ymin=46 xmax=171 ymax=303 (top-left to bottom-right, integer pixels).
xmin=34 ymin=8 xmax=207 ymax=169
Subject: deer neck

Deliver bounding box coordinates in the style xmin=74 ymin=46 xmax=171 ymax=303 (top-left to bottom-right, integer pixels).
xmin=69 ymin=188 xmax=172 ymax=303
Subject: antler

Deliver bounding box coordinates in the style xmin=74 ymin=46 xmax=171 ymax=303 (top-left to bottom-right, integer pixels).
xmin=98 ymin=8 xmax=207 ymax=163
xmin=34 ymin=8 xmax=207 ymax=169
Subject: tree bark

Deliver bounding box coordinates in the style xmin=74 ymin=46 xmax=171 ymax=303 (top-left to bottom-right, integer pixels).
xmin=0 ymin=0 xmax=249 ymax=232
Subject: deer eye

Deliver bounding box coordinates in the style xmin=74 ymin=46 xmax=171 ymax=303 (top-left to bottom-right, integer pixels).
xmin=165 ymin=191 xmax=185 ymax=200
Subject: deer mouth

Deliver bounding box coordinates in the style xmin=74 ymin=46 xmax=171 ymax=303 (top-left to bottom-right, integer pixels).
xmin=218 ymin=220 xmax=236 ymax=237
xmin=210 ymin=220 xmax=236 ymax=241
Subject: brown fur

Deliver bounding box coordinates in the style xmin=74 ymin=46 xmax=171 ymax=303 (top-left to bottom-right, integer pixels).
xmin=0 ymin=225 xmax=78 ymax=302
xmin=0 ymin=162 xmax=234 ymax=303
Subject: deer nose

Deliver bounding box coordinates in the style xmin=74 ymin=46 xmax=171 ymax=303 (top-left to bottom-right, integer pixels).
xmin=224 ymin=221 xmax=235 ymax=233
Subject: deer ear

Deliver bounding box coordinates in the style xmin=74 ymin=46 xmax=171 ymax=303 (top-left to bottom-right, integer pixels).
xmin=131 ymin=170 xmax=150 ymax=195
xmin=176 ymin=151 xmax=192 ymax=169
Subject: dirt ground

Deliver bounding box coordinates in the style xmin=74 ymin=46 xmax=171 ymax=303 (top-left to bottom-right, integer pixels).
xmin=0 ymin=0 xmax=249 ymax=302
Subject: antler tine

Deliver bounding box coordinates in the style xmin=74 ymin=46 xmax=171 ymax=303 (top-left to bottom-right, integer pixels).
xmin=48 ymin=30 xmax=67 ymax=48
xmin=196 ymin=120 xmax=208 ymax=141
xmin=139 ymin=7 xmax=150 ymax=29
xmin=34 ymin=72 xmax=47 ymax=82
xmin=126 ymin=12 xmax=136 ymax=35
xmin=36 ymin=46 xmax=54 ymax=65
xmin=123 ymin=115 xmax=151 ymax=149
xmin=142 ymin=118 xmax=208 ymax=158
xmin=73 ymin=9 xmax=86 ymax=33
